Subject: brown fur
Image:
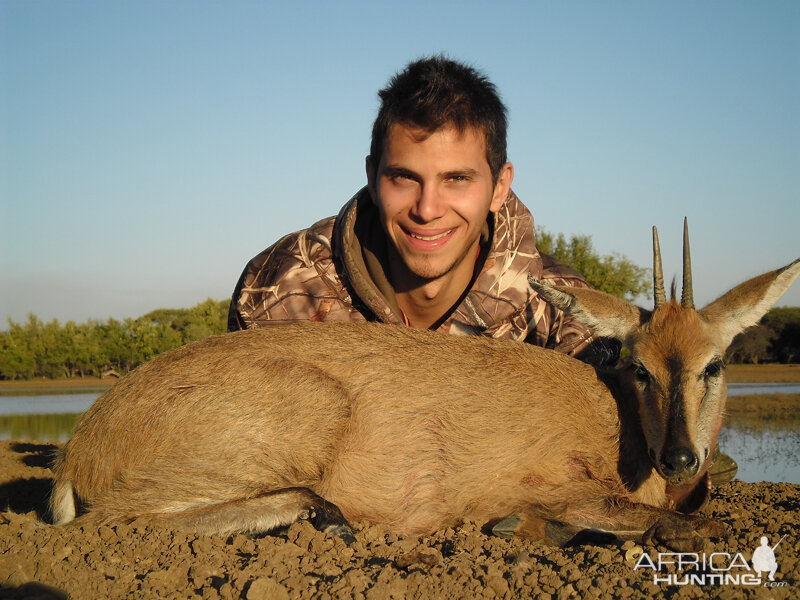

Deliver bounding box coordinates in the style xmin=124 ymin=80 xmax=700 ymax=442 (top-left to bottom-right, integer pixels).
xmin=50 ymin=257 xmax=800 ymax=549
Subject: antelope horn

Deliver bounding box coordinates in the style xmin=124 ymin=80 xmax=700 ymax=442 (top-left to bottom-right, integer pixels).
xmin=681 ymin=217 xmax=694 ymax=309
xmin=653 ymin=226 xmax=666 ymax=308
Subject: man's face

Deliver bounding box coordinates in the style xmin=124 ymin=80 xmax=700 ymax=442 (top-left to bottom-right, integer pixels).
xmin=367 ymin=123 xmax=513 ymax=284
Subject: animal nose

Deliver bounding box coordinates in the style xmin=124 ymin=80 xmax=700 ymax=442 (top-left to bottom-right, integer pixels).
xmin=660 ymin=447 xmax=699 ymax=479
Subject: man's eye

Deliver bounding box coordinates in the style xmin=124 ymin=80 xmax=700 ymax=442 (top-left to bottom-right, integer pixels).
xmin=389 ymin=174 xmax=413 ymax=183
xmin=448 ymin=175 xmax=469 ymax=182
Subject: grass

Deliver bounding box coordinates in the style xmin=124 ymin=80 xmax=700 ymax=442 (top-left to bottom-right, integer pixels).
xmin=726 ymin=363 xmax=800 ymax=383
xmin=0 ymin=378 xmax=113 ymax=396
xmin=724 ymin=393 xmax=800 ymax=428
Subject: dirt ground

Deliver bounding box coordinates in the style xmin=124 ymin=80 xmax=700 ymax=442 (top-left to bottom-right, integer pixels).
xmin=0 ymin=441 xmax=796 ymax=599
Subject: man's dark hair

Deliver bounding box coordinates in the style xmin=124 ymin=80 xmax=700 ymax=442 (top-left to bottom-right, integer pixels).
xmin=370 ymin=56 xmax=508 ymax=183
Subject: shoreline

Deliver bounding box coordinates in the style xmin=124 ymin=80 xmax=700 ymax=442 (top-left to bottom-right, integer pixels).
xmin=726 ymin=363 xmax=800 ymax=383
xmin=0 ymin=377 xmax=114 ymax=395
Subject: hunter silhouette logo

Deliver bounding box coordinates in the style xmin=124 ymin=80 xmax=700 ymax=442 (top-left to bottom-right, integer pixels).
xmin=751 ymin=535 xmax=785 ymax=582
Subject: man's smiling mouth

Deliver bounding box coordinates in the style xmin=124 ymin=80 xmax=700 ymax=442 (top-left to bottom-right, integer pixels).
xmin=407 ymin=229 xmax=454 ymax=242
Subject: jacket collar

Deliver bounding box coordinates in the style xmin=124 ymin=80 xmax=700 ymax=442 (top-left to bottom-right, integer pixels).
xmin=333 ymin=187 xmax=541 ymax=333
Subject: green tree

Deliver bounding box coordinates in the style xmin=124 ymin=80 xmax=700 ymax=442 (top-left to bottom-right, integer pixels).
xmin=140 ymin=307 xmax=191 ymax=333
xmin=0 ymin=320 xmax=36 ymax=380
xmin=183 ymin=298 xmax=229 ymax=342
xmin=124 ymin=318 xmax=183 ymax=364
xmin=762 ymin=307 xmax=800 ymax=363
xmin=140 ymin=299 xmax=229 ymax=344
xmin=536 ymin=228 xmax=651 ymax=301
xmin=725 ymin=306 xmax=800 ymax=364
xmin=99 ymin=318 xmax=137 ymax=375
xmin=726 ymin=324 xmax=772 ymax=364
xmin=0 ymin=301 xmax=233 ymax=380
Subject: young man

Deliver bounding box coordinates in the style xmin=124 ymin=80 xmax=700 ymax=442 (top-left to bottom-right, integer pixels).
xmin=227 ymin=55 xmax=736 ymax=483
xmin=228 ymin=56 xmax=602 ymax=359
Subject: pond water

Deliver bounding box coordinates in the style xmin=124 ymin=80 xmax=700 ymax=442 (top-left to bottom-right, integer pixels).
xmin=1 ymin=387 xmax=798 ymax=484
xmin=0 ymin=393 xmax=99 ymax=416
xmin=718 ymin=426 xmax=799 ymax=484
xmin=727 ymin=382 xmax=800 ymax=396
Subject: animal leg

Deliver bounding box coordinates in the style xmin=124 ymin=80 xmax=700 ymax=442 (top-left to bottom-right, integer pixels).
xmin=491 ymin=512 xmax=619 ymax=546
xmin=641 ymin=514 xmax=725 ymax=552
xmin=491 ymin=501 xmax=725 ymax=551
xmin=137 ymin=487 xmax=355 ymax=543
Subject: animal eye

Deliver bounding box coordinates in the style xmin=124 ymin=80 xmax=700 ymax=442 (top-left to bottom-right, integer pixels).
xmin=704 ymin=361 xmax=723 ymax=379
xmin=634 ymin=365 xmax=650 ymax=383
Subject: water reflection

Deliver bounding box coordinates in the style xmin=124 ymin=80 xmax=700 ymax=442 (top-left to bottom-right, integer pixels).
xmin=0 ymin=393 xmax=99 ymax=416
xmin=0 ymin=393 xmax=99 ymax=443
xmin=718 ymin=426 xmax=799 ymax=484
xmin=0 ymin=413 xmax=83 ymax=443
xmin=728 ymin=382 xmax=800 ymax=396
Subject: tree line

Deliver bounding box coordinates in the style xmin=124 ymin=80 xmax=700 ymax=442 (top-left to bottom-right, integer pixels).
xmin=537 ymin=228 xmax=799 ymax=364
xmin=1 ymin=233 xmax=795 ymax=380
xmin=0 ymin=299 xmax=229 ymax=380
xmin=726 ymin=307 xmax=800 ymax=364
xmin=3 ymin=298 xmax=794 ymax=381
xmin=536 ymin=228 xmax=651 ymax=301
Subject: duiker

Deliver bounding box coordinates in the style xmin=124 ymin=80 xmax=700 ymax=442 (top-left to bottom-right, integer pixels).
xmin=50 ymin=224 xmax=799 ymax=551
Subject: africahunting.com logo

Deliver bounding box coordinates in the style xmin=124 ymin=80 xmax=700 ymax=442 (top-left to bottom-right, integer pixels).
xmin=632 ymin=534 xmax=789 ymax=588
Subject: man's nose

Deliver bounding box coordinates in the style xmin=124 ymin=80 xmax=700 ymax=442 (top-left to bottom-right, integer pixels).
xmin=412 ymin=185 xmax=446 ymax=222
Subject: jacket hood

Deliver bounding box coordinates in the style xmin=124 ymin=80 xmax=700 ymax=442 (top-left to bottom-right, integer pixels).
xmin=332 ymin=187 xmax=542 ymax=337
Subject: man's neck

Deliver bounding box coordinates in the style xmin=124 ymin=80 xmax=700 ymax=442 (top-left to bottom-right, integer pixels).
xmin=388 ymin=243 xmax=481 ymax=329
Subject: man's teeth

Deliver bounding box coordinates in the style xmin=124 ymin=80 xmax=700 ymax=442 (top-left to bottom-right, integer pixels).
xmin=409 ymin=230 xmax=452 ymax=241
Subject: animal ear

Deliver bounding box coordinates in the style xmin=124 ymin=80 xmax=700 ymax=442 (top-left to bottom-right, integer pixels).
xmin=528 ymin=275 xmax=649 ymax=340
xmin=699 ymin=259 xmax=800 ymax=349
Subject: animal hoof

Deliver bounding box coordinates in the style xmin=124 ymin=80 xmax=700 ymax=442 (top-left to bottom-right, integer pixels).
xmin=308 ymin=500 xmax=355 ymax=545
xmin=693 ymin=517 xmax=727 ymax=539
xmin=643 ymin=516 xmax=703 ymax=552
xmin=325 ymin=524 xmax=356 ymax=546
xmin=491 ymin=514 xmax=523 ymax=539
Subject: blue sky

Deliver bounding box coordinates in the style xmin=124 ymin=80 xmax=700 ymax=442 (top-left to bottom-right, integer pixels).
xmin=2 ymin=1 xmax=798 ymax=324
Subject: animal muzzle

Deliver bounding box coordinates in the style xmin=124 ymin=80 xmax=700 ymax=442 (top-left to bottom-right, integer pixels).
xmin=658 ymin=446 xmax=700 ymax=484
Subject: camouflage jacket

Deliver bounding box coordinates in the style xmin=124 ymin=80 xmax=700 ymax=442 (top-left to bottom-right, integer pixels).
xmin=228 ymin=188 xmax=596 ymax=356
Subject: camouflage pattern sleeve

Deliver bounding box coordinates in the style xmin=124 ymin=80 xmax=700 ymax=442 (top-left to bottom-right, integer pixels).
xmin=227 ymin=217 xmax=365 ymax=331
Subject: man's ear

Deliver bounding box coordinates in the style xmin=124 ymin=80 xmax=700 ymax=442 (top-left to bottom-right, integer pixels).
xmin=490 ymin=162 xmax=514 ymax=212
xmin=365 ymin=155 xmax=378 ymax=205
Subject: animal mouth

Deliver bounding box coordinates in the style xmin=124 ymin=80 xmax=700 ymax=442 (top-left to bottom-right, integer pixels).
xmin=649 ymin=448 xmax=683 ymax=483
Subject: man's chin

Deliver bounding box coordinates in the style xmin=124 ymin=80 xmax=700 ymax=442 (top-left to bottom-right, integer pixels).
xmin=390 ymin=241 xmax=476 ymax=286
xmin=403 ymin=253 xmax=468 ymax=283
xmin=404 ymin=262 xmax=452 ymax=282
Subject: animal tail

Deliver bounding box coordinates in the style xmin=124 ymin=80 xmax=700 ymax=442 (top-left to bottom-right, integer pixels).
xmin=50 ymin=479 xmax=76 ymax=525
